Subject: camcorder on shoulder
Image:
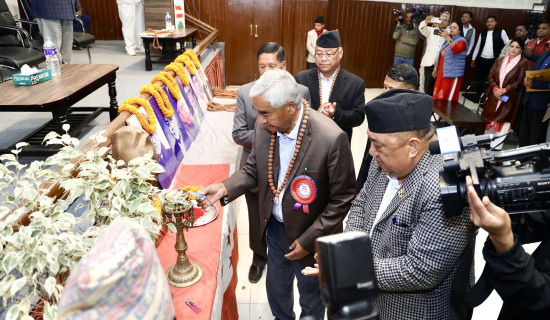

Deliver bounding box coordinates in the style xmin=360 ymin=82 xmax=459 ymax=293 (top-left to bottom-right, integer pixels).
xmin=431 ymin=126 xmax=550 ymax=218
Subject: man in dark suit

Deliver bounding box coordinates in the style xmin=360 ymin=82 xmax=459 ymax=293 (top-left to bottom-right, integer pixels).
xmin=32 ymin=0 xmax=76 ymax=63
xmin=199 ymin=69 xmax=356 ymax=319
xmin=295 ymin=30 xmax=365 ymax=142
xmin=232 ymin=42 xmax=311 ymax=283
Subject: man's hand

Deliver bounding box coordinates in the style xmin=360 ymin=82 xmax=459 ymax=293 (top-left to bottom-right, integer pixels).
xmin=471 ymin=60 xmax=476 ymax=68
xmin=466 ymin=176 xmax=514 ymax=253
xmin=75 ymin=10 xmax=82 ymax=16
xmin=431 ymin=68 xmax=436 ymax=79
xmin=301 ymin=253 xmax=319 ymax=276
xmin=320 ymin=102 xmax=336 ymax=118
xmin=524 ymin=47 xmax=533 ymax=57
xmin=425 ymin=15 xmax=433 ymax=24
xmin=524 ymin=77 xmax=533 ymax=87
xmin=197 ymin=183 xmax=227 ymax=209
xmin=284 ymin=240 xmax=309 ymax=260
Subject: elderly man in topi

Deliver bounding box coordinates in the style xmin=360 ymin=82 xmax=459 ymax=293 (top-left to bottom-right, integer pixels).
xmin=199 ymin=69 xmax=356 ymax=319
xmin=305 ymin=90 xmax=476 ymax=319
xmin=295 ymin=30 xmax=365 ymax=142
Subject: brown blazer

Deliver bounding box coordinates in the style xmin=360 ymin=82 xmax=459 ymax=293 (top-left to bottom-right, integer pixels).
xmin=223 ymin=108 xmax=356 ymax=267
xmin=482 ymin=56 xmax=529 ymax=123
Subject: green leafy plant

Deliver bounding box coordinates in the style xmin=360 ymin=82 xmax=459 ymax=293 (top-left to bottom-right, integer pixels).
xmin=0 ymin=127 xmax=167 ymax=319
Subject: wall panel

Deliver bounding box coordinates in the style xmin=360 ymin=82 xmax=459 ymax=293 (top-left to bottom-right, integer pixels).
xmin=81 ymin=0 xmax=123 ymax=40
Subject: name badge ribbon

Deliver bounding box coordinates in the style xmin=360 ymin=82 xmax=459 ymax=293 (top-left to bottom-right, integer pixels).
xmin=290 ymin=175 xmax=317 ymax=213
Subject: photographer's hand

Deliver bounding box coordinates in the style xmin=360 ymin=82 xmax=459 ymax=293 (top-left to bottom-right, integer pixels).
xmin=466 ymin=176 xmax=514 ymax=253
xmin=425 ymin=15 xmax=433 ymax=24
xmin=301 ymin=253 xmax=320 ymax=276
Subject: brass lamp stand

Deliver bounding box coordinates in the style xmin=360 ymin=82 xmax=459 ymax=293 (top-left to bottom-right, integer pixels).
xmin=162 ymin=192 xmax=202 ymax=287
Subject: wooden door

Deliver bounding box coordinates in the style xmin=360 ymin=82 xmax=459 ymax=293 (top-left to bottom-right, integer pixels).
xmin=226 ymin=0 xmax=282 ymax=85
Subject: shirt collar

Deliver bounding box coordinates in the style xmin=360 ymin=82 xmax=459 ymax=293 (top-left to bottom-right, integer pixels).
xmin=385 ymin=173 xmax=402 ymax=188
xmin=320 ymin=68 xmax=339 ymax=82
xmin=277 ymin=107 xmax=304 ymax=140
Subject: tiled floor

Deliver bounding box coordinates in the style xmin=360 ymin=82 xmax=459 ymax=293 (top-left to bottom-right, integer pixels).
xmin=1 ymin=41 xmax=515 ymax=319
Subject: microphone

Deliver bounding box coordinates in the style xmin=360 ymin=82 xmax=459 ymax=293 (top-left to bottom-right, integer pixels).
xmin=430 ymin=133 xmax=495 ymax=155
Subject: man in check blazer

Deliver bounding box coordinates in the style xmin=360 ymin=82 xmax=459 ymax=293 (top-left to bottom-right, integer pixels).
xmin=295 ymin=30 xmax=365 ymax=142
xmin=346 ymin=90 xmax=476 ymax=319
xmin=200 ymin=69 xmax=356 ymax=319
xmin=232 ymin=42 xmax=311 ymax=283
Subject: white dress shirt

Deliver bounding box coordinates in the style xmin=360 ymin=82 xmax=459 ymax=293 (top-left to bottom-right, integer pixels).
xmin=462 ymin=24 xmax=476 ymax=55
xmin=472 ymin=29 xmax=509 ymax=60
xmin=370 ymin=174 xmax=401 ymax=234
xmin=320 ymin=69 xmax=338 ymax=103
xmin=272 ymin=108 xmax=304 ymax=222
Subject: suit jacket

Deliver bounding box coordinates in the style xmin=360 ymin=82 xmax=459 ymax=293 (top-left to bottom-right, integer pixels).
xmin=346 ymin=151 xmax=475 ymax=319
xmin=482 ymin=56 xmax=529 ymax=123
xmin=232 ymin=81 xmax=311 ymax=169
xmin=295 ymin=68 xmax=365 ymax=141
xmin=32 ymin=0 xmax=76 ymax=20
xmin=224 ymin=109 xmax=356 ymax=267
xmin=524 ymin=50 xmax=550 ymax=110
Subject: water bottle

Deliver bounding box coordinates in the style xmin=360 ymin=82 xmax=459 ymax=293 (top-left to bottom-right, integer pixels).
xmin=165 ymin=12 xmax=172 ymax=30
xmin=43 ymin=36 xmax=61 ymax=77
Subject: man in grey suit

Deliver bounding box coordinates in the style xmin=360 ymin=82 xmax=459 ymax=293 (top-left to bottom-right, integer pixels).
xmin=346 ymin=89 xmax=475 ymax=319
xmin=233 ymin=42 xmax=311 ymax=283
xmin=201 ymin=69 xmax=355 ymax=319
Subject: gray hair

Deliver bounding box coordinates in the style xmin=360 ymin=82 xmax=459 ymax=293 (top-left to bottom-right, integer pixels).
xmin=249 ymin=69 xmax=302 ymax=109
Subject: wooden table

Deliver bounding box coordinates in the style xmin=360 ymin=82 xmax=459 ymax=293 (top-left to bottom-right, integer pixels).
xmin=432 ymin=100 xmax=487 ymax=135
xmin=141 ymin=28 xmax=198 ymax=71
xmin=0 ymin=64 xmax=119 ymax=156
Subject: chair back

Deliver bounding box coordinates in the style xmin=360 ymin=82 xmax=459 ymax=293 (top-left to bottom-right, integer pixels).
xmin=0 ymin=0 xmax=18 ymax=43
xmin=18 ymin=0 xmax=33 ymax=21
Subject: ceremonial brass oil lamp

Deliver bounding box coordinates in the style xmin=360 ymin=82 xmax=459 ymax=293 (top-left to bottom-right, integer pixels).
xmin=162 ymin=190 xmax=202 ymax=287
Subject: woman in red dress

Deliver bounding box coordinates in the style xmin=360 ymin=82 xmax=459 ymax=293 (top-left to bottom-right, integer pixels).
xmin=432 ymin=21 xmax=468 ymax=101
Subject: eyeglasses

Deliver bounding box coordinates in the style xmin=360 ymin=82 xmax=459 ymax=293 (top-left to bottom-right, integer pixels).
xmin=315 ymin=48 xmax=340 ymax=59
xmin=516 ymin=28 xmax=525 ymax=31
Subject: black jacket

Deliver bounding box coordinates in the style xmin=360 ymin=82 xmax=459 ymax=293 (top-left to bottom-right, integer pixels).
xmin=484 ymin=212 xmax=550 ymax=320
xmin=295 ymin=67 xmax=365 ymax=142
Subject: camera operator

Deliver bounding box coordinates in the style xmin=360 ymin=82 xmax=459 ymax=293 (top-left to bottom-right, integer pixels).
xmin=392 ymin=11 xmax=420 ymax=66
xmin=465 ymin=175 xmax=550 ymax=319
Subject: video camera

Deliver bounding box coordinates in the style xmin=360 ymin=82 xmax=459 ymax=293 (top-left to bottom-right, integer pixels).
xmin=392 ymin=8 xmax=404 ymax=24
xmin=430 ymin=126 xmax=550 ymax=218
xmin=411 ymin=7 xmax=429 ymax=22
xmin=316 ymin=232 xmax=379 ymax=320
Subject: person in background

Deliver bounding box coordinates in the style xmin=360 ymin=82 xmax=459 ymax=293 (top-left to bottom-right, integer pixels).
xmin=471 ymin=16 xmax=509 ymax=96
xmin=418 ymin=12 xmax=450 ymax=95
xmin=482 ymin=38 xmax=529 ymax=149
xmin=232 ymin=42 xmax=311 ymax=283
xmin=461 ymin=11 xmax=476 ymax=56
xmin=519 ymin=43 xmax=550 ymax=147
xmin=524 ymin=22 xmax=550 ymax=68
xmin=306 ymin=16 xmax=327 ymax=70
xmin=32 ymin=0 xmax=75 ymax=63
xmin=392 ymin=11 xmax=420 ymax=66
xmin=466 ymin=176 xmax=550 ymax=320
xmin=432 ymin=20 xmax=468 ymax=101
xmin=116 ymin=0 xmax=145 ymax=56
xmin=295 ymin=30 xmax=365 ymax=143
xmin=500 ymin=24 xmax=530 ymax=58
xmin=356 ymin=63 xmax=418 ymax=193
xmin=73 ymin=0 xmax=90 ymax=33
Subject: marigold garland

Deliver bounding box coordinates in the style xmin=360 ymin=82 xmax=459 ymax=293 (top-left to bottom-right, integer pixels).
xmin=118 ymin=97 xmax=156 ymax=134
xmin=150 ymin=193 xmax=162 ymax=215
xmin=181 ymin=185 xmax=203 ymax=200
xmin=175 ymin=54 xmax=196 ymax=75
xmin=183 ymin=50 xmax=201 ymax=69
xmin=139 ymin=84 xmax=174 ymax=118
xmin=164 ymin=62 xmax=190 ymax=86
xmin=151 ymin=72 xmax=182 ymax=100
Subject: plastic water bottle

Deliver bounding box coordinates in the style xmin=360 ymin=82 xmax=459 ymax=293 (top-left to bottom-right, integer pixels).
xmin=165 ymin=12 xmax=172 ymax=30
xmin=43 ymin=36 xmax=61 ymax=77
